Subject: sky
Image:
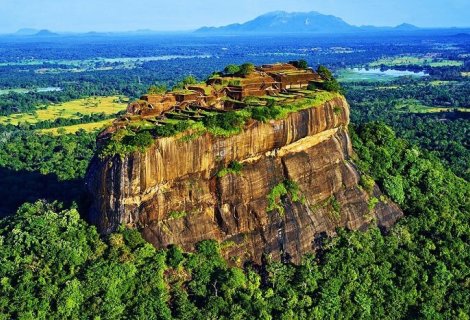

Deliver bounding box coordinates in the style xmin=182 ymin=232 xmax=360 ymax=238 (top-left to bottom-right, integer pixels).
xmin=0 ymin=0 xmax=469 ymax=33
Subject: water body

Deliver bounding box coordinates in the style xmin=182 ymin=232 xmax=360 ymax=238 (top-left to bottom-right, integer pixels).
xmin=100 ymin=55 xmax=212 ymax=63
xmin=339 ymin=68 xmax=428 ymax=82
xmin=36 ymin=87 xmax=63 ymax=93
xmin=353 ymin=68 xmax=427 ymax=77
xmin=0 ymin=87 xmax=62 ymax=95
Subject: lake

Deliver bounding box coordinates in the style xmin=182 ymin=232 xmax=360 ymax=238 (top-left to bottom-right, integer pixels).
xmin=338 ymin=68 xmax=428 ymax=82
xmin=0 ymin=87 xmax=62 ymax=95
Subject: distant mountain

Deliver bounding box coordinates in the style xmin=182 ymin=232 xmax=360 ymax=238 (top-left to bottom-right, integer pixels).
xmin=394 ymin=23 xmax=419 ymax=31
xmin=133 ymin=29 xmax=158 ymax=34
xmin=14 ymin=28 xmax=40 ymax=36
xmin=197 ymin=11 xmax=358 ymax=34
xmin=360 ymin=22 xmax=419 ymax=32
xmin=453 ymin=32 xmax=470 ymax=38
xmin=196 ymin=11 xmax=420 ymax=34
xmin=12 ymin=28 xmax=60 ymax=37
xmin=34 ymin=29 xmax=59 ymax=37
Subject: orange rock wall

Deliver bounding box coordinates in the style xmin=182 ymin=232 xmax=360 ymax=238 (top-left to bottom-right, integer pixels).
xmin=86 ymin=96 xmax=402 ymax=263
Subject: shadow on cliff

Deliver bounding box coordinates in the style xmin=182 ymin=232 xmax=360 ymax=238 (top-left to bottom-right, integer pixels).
xmin=0 ymin=167 xmax=89 ymax=218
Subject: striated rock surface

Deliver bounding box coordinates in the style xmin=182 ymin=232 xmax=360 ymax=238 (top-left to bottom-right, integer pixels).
xmin=86 ymin=96 xmax=402 ymax=263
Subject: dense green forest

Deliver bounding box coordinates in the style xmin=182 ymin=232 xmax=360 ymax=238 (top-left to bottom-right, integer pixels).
xmin=0 ymin=80 xmax=144 ymax=116
xmin=344 ymin=78 xmax=470 ymax=180
xmin=1 ymin=123 xmax=468 ymax=319
xmin=0 ymin=128 xmax=96 ymax=217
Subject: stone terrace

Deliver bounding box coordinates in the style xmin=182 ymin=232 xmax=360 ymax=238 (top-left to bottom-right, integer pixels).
xmin=100 ymin=62 xmax=325 ymax=137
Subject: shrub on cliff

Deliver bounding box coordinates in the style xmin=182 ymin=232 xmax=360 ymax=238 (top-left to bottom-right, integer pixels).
xmin=224 ymin=64 xmax=241 ymax=75
xmin=155 ymin=121 xmax=191 ymax=137
xmin=173 ymin=75 xmax=199 ymax=90
xmin=202 ymin=111 xmax=248 ymax=135
xmin=267 ymin=180 xmax=304 ymax=215
xmin=148 ymin=84 xmax=167 ymax=94
xmin=313 ymin=65 xmax=342 ymax=93
xmin=298 ymin=59 xmax=309 ymax=69
xmin=317 ymin=65 xmax=334 ymax=80
xmin=100 ymin=121 xmax=196 ymax=157
xmin=307 ymin=79 xmax=342 ymax=93
xmin=322 ymin=79 xmax=342 ymax=93
xmin=100 ymin=129 xmax=156 ymax=158
xmin=308 ymin=78 xmax=342 ymax=93
xmin=123 ymin=130 xmax=154 ymax=149
xmin=217 ymin=160 xmax=244 ymax=177
xmin=250 ymin=105 xmax=282 ymax=122
xmin=237 ymin=63 xmax=255 ymax=76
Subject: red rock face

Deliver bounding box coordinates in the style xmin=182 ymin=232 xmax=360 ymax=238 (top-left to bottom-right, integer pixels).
xmin=86 ymin=96 xmax=402 ymax=264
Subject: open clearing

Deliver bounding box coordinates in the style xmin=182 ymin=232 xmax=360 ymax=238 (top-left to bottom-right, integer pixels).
xmin=0 ymin=96 xmax=127 ymax=125
xmin=40 ymin=119 xmax=114 ymax=135
xmin=369 ymin=56 xmax=463 ymax=68
xmin=394 ymin=99 xmax=470 ymax=114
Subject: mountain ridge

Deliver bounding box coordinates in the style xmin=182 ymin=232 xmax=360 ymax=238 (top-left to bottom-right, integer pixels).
xmin=14 ymin=28 xmax=40 ymax=36
xmin=34 ymin=29 xmax=59 ymax=37
xmin=196 ymin=11 xmax=419 ymax=34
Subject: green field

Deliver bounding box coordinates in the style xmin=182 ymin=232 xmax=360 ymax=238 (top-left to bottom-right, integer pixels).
xmin=40 ymin=119 xmax=115 ymax=135
xmin=394 ymin=99 xmax=470 ymax=114
xmin=370 ymin=56 xmax=463 ymax=67
xmin=0 ymin=88 xmax=31 ymax=95
xmin=0 ymin=55 xmax=211 ymax=74
xmin=0 ymin=96 xmax=127 ymax=126
xmin=429 ymin=80 xmax=458 ymax=86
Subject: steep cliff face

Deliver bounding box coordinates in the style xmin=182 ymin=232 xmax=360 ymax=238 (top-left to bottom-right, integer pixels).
xmin=86 ymin=96 xmax=402 ymax=263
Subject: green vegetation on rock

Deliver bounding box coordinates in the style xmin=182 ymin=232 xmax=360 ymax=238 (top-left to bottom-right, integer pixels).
xmin=267 ymin=182 xmax=289 ymax=214
xmin=359 ymin=174 xmax=375 ymax=194
xmin=168 ymin=211 xmax=188 ymax=220
xmin=148 ymin=84 xmax=168 ymax=94
xmin=99 ymin=128 xmax=156 ymax=158
xmin=217 ymin=161 xmax=244 ymax=178
xmin=223 ymin=64 xmax=241 ymax=75
xmin=309 ymin=65 xmax=342 ymax=93
xmin=173 ymin=75 xmax=199 ymax=90
xmin=328 ymin=195 xmax=342 ymax=219
xmin=297 ymin=59 xmax=308 ymax=69
xmin=267 ymin=180 xmax=304 ymax=215
xmin=222 ymin=63 xmax=255 ymax=77
xmin=238 ymin=63 xmax=255 ymax=76
xmin=99 ymin=90 xmax=340 ymax=158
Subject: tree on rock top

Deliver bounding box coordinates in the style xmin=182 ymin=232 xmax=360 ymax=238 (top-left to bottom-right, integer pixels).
xmin=238 ymin=63 xmax=255 ymax=76
xmin=224 ymin=64 xmax=241 ymax=75
xmin=317 ymin=65 xmax=333 ymax=80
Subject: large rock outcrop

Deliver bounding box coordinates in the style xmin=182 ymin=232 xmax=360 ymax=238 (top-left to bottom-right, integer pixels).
xmin=86 ymin=96 xmax=402 ymax=263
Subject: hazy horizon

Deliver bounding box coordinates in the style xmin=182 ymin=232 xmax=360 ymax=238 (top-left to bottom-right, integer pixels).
xmin=1 ymin=0 xmax=469 ymax=33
